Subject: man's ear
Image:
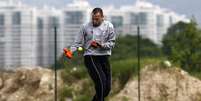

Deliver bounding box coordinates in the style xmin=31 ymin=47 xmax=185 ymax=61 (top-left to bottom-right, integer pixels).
xmin=102 ymin=15 xmax=105 ymax=20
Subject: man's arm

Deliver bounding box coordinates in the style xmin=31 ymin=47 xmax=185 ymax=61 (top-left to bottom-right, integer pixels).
xmin=70 ymin=25 xmax=85 ymax=52
xmin=101 ymin=24 xmax=116 ymax=50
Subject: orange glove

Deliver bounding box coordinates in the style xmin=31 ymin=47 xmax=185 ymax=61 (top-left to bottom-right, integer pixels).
xmin=63 ymin=48 xmax=73 ymax=59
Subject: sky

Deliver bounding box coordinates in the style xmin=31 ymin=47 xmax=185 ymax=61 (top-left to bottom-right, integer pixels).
xmin=22 ymin=0 xmax=201 ymax=25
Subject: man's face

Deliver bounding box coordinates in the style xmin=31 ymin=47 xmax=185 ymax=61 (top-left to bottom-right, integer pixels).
xmin=92 ymin=12 xmax=104 ymax=27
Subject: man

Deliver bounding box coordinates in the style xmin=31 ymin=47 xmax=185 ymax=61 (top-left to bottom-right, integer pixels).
xmin=65 ymin=7 xmax=116 ymax=101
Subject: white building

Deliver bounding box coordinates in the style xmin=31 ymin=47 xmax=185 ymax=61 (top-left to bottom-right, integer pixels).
xmin=0 ymin=0 xmax=38 ymax=69
xmin=35 ymin=6 xmax=62 ymax=67
xmin=106 ymin=0 xmax=189 ymax=44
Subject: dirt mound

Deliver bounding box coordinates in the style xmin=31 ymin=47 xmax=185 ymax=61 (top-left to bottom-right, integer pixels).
xmin=0 ymin=67 xmax=63 ymax=101
xmin=111 ymin=65 xmax=201 ymax=101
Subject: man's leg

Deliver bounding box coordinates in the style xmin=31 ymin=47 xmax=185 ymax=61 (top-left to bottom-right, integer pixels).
xmin=99 ymin=56 xmax=111 ymax=97
xmin=84 ymin=55 xmax=106 ymax=101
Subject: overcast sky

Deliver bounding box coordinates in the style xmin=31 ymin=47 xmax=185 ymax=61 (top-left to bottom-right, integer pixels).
xmin=22 ymin=0 xmax=201 ymax=24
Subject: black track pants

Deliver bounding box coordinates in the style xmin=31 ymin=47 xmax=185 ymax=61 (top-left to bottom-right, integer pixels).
xmin=84 ymin=55 xmax=111 ymax=101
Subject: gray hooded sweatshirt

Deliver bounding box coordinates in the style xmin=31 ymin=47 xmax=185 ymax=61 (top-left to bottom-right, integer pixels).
xmin=70 ymin=20 xmax=116 ymax=56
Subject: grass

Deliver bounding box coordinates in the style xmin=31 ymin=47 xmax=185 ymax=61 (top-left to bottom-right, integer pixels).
xmin=110 ymin=57 xmax=163 ymax=93
xmin=188 ymin=70 xmax=201 ymax=80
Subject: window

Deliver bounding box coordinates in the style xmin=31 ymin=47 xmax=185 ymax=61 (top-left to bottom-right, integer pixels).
xmin=157 ymin=14 xmax=164 ymax=27
xmin=169 ymin=16 xmax=173 ymax=25
xmin=36 ymin=18 xmax=44 ymax=66
xmin=37 ymin=18 xmax=44 ymax=29
xmin=0 ymin=14 xmax=5 ymax=37
xmin=49 ymin=16 xmax=59 ymax=28
xmin=12 ymin=12 xmax=21 ymax=25
xmin=111 ymin=16 xmax=123 ymax=27
xmin=138 ymin=12 xmax=148 ymax=25
xmin=130 ymin=12 xmax=148 ymax=25
xmin=0 ymin=14 xmax=4 ymax=25
xmin=0 ymin=42 xmax=5 ymax=67
xmin=130 ymin=13 xmax=138 ymax=25
xmin=65 ymin=11 xmax=84 ymax=24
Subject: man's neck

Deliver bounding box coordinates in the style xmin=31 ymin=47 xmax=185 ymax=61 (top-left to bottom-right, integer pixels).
xmin=92 ymin=20 xmax=104 ymax=27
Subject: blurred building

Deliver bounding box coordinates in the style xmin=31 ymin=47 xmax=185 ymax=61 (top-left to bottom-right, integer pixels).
xmin=0 ymin=0 xmax=190 ymax=68
xmin=106 ymin=0 xmax=189 ymax=44
xmin=35 ymin=6 xmax=62 ymax=67
xmin=0 ymin=0 xmax=38 ymax=68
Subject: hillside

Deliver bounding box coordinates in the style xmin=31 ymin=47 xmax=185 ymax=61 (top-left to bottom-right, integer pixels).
xmin=111 ymin=65 xmax=201 ymax=101
xmin=0 ymin=65 xmax=200 ymax=101
xmin=0 ymin=67 xmax=63 ymax=101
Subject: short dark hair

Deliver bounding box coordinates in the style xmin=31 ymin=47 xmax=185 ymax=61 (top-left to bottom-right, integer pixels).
xmin=92 ymin=7 xmax=103 ymax=17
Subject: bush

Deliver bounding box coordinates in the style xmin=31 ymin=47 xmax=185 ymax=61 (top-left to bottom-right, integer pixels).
xmin=111 ymin=58 xmax=138 ymax=89
xmin=162 ymin=21 xmax=201 ymax=71
xmin=111 ymin=35 xmax=162 ymax=61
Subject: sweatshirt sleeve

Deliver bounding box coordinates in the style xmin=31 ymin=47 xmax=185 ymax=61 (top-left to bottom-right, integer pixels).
xmin=101 ymin=23 xmax=116 ymax=50
xmin=70 ymin=25 xmax=85 ymax=52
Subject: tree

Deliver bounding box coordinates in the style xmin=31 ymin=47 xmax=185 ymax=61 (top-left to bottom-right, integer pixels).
xmin=162 ymin=21 xmax=201 ymax=71
xmin=112 ymin=35 xmax=162 ymax=60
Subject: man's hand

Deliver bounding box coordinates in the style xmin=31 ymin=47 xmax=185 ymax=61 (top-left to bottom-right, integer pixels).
xmin=91 ymin=41 xmax=102 ymax=48
xmin=63 ymin=48 xmax=73 ymax=59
